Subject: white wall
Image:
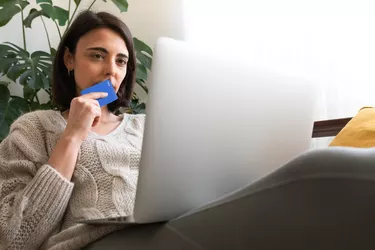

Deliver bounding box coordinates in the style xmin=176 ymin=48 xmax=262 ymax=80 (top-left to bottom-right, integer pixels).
xmin=0 ymin=0 xmax=185 ymax=100
xmin=86 ymin=0 xmax=185 ymax=48
xmin=184 ymin=0 xmax=375 ymax=121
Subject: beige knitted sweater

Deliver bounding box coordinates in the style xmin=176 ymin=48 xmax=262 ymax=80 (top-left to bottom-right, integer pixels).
xmin=0 ymin=110 xmax=145 ymax=250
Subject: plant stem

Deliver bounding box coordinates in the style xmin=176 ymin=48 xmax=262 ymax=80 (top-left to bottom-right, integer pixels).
xmin=87 ymin=0 xmax=97 ymax=11
xmin=67 ymin=0 xmax=71 ymax=28
xmin=54 ymin=21 xmax=62 ymax=39
xmin=40 ymin=16 xmax=52 ymax=51
xmin=21 ymin=9 xmax=26 ymax=50
xmin=65 ymin=1 xmax=81 ymax=35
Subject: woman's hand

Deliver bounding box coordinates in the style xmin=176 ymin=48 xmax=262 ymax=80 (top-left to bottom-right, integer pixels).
xmin=48 ymin=92 xmax=107 ymax=180
xmin=63 ymin=92 xmax=108 ymax=142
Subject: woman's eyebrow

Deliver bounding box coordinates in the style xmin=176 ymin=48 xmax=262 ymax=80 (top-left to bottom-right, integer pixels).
xmin=86 ymin=47 xmax=128 ymax=58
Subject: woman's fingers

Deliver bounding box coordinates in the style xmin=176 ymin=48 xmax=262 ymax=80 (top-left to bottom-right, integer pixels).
xmin=82 ymin=92 xmax=108 ymax=100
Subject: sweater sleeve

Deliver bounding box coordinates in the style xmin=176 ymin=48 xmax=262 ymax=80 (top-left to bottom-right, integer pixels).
xmin=0 ymin=112 xmax=74 ymax=249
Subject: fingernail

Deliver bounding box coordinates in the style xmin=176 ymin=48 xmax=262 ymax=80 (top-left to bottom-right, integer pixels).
xmin=103 ymin=92 xmax=108 ymax=96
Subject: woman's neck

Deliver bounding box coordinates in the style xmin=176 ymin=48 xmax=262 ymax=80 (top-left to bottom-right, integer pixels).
xmin=100 ymin=106 xmax=115 ymax=123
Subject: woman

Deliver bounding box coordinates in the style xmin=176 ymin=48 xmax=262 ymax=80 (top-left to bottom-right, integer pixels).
xmin=0 ymin=10 xmax=143 ymax=249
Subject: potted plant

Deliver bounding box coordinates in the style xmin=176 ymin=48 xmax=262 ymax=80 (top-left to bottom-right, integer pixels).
xmin=0 ymin=0 xmax=152 ymax=140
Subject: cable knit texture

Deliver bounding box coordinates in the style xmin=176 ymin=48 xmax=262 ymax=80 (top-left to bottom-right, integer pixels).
xmin=0 ymin=110 xmax=145 ymax=250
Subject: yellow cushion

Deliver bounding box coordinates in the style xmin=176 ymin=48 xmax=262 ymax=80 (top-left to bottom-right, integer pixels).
xmin=329 ymin=107 xmax=375 ymax=148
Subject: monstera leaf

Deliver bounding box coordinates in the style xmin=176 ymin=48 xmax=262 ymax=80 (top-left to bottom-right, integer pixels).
xmin=136 ymin=64 xmax=148 ymax=82
xmin=134 ymin=37 xmax=153 ymax=70
xmin=23 ymin=8 xmax=48 ymax=28
xmin=107 ymin=0 xmax=128 ymax=12
xmin=129 ymin=97 xmax=146 ymax=114
xmin=0 ymin=84 xmax=30 ymax=140
xmin=0 ymin=0 xmax=29 ymax=27
xmin=134 ymin=37 xmax=152 ymax=94
xmin=23 ymin=1 xmax=69 ymax=28
xmin=39 ymin=3 xmax=69 ymax=26
xmin=0 ymin=42 xmax=53 ymax=90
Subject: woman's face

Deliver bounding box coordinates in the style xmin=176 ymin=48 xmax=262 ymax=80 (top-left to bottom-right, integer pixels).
xmin=64 ymin=28 xmax=129 ymax=94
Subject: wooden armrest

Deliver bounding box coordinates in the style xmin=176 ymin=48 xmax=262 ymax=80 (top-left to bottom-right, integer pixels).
xmin=312 ymin=117 xmax=352 ymax=138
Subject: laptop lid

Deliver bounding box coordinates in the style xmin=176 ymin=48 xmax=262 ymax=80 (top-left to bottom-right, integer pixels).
xmin=133 ymin=37 xmax=317 ymax=223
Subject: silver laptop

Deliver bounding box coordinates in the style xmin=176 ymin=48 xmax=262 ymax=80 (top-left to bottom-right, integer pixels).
xmin=81 ymin=37 xmax=318 ymax=224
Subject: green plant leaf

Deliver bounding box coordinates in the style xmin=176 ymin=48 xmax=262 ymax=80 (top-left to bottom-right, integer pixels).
xmin=0 ymin=85 xmax=24 ymax=140
xmin=23 ymin=8 xmax=48 ymax=28
xmin=133 ymin=38 xmax=152 ymax=98
xmin=37 ymin=0 xmax=52 ymax=4
xmin=133 ymin=37 xmax=153 ymax=56
xmin=6 ymin=62 xmax=28 ymax=80
xmin=129 ymin=98 xmax=146 ymax=114
xmin=5 ymin=96 xmax=30 ymax=125
xmin=136 ymin=51 xmax=152 ymax=70
xmin=0 ymin=119 xmax=9 ymax=140
xmin=40 ymin=102 xmax=52 ymax=110
xmin=110 ymin=0 xmax=128 ymax=12
xmin=0 ymin=42 xmax=53 ymax=90
xmin=23 ymin=85 xmax=35 ymax=101
xmin=136 ymin=63 xmax=148 ymax=81
xmin=0 ymin=52 xmax=18 ymax=74
xmin=30 ymin=101 xmax=40 ymax=111
xmin=122 ymin=93 xmax=146 ymax=114
xmin=136 ymin=78 xmax=148 ymax=94
xmin=50 ymin=47 xmax=57 ymax=57
xmin=0 ymin=85 xmax=10 ymax=132
xmin=40 ymin=3 xmax=69 ymax=26
xmin=0 ymin=0 xmax=29 ymax=27
xmin=0 ymin=42 xmax=29 ymax=58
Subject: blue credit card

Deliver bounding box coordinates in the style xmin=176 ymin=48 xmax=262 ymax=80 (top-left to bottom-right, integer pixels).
xmin=80 ymin=79 xmax=118 ymax=107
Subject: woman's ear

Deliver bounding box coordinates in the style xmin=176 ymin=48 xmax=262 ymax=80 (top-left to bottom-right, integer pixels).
xmin=63 ymin=47 xmax=74 ymax=70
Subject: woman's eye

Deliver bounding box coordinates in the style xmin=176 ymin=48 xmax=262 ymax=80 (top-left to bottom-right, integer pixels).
xmin=117 ymin=58 xmax=127 ymax=66
xmin=92 ymin=53 xmax=104 ymax=59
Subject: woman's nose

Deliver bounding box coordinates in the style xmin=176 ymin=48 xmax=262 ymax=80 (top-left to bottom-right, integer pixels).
xmin=104 ymin=61 xmax=116 ymax=76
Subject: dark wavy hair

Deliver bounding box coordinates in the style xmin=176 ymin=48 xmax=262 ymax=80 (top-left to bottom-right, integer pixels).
xmin=52 ymin=10 xmax=136 ymax=113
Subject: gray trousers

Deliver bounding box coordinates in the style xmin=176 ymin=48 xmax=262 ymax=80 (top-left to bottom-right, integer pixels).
xmin=84 ymin=147 xmax=375 ymax=250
